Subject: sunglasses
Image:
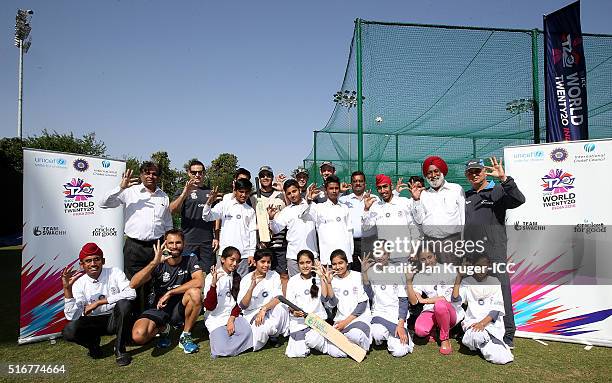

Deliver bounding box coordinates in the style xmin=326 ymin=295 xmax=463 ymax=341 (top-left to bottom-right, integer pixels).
xmin=190 ymin=170 xmax=204 ymax=175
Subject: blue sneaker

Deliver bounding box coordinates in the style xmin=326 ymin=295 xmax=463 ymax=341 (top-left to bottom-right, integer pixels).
xmin=156 ymin=325 xmax=172 ymax=348
xmin=179 ymin=332 xmax=199 ymax=354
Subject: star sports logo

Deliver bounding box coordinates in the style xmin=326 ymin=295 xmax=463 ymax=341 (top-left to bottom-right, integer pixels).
xmin=553 ymin=33 xmax=582 ymax=68
xmin=541 ymin=169 xmax=575 ymax=194
xmin=63 ymin=178 xmax=94 ymax=201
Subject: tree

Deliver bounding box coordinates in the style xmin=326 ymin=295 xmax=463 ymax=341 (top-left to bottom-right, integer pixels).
xmin=0 ymin=130 xmax=107 ymax=237
xmin=207 ymin=153 xmax=238 ymax=194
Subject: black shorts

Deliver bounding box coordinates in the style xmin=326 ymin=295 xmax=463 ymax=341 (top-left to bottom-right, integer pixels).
xmin=271 ymin=247 xmax=288 ymax=275
xmin=139 ymin=295 xmax=185 ymax=327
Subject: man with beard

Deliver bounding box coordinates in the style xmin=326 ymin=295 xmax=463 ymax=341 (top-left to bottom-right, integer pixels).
xmin=130 ymin=229 xmax=204 ymax=354
xmin=340 ymin=171 xmax=378 ymax=271
xmin=62 ymin=243 xmax=136 ymax=366
xmin=463 ymin=157 xmax=525 ymax=348
xmin=170 ymin=160 xmax=219 ymax=271
xmin=410 ymin=156 xmax=465 ymax=265
xmin=363 ymin=174 xmax=420 ymax=261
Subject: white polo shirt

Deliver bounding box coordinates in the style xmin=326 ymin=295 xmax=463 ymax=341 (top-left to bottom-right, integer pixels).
xmin=203 ymin=270 xmax=237 ymax=332
xmin=99 ymin=185 xmax=172 ymax=241
xmin=237 ymin=270 xmax=283 ymax=322
xmin=339 ymin=192 xmax=378 ymax=239
xmin=331 ymin=271 xmax=371 ymax=323
xmin=270 ymin=200 xmax=318 ymax=260
xmin=202 ymin=197 xmax=257 ymax=258
xmin=369 ymin=282 xmax=408 ymax=323
xmin=285 ymin=274 xmax=327 ymax=332
xmin=64 ymin=267 xmax=136 ymax=320
xmin=411 ymin=181 xmax=465 ymax=238
xmin=363 ymin=195 xmax=421 ymax=249
xmin=458 ymin=276 xmax=505 ymax=340
xmin=300 ymin=200 xmax=353 ymax=265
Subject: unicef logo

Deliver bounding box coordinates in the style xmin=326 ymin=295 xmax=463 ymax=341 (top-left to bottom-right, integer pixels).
xmin=236 ymin=214 xmax=242 ymax=220
xmin=304 ymin=289 xmax=310 ymax=295
xmin=584 ymin=143 xmax=596 ymax=153
xmin=478 ymin=299 xmax=485 ymax=306
xmin=343 ymin=290 xmax=349 ymax=296
xmin=385 ymin=213 xmax=391 ymax=218
xmin=380 ymin=285 xmax=386 ymax=290
xmin=550 ymin=148 xmax=568 ymax=163
xmin=262 ymin=291 xmax=269 ymax=298
xmin=336 ymin=217 xmax=341 ymax=222
xmin=102 ymin=160 xmax=111 ymax=168
xmin=57 ymin=158 xmax=66 ymax=166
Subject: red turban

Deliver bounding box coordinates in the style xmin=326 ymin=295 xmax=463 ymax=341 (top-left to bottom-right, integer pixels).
xmin=375 ymin=174 xmax=392 ymax=186
xmin=79 ymin=242 xmax=103 ymax=260
xmin=422 ymin=156 xmax=448 ymax=176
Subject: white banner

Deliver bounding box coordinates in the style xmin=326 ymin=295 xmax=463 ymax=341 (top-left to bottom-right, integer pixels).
xmin=20 ymin=149 xmax=125 ymax=344
xmin=505 ymin=139 xmax=612 ymax=347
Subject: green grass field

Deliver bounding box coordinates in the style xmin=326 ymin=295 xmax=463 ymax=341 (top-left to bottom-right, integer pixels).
xmin=1 ymin=247 xmax=611 ymax=383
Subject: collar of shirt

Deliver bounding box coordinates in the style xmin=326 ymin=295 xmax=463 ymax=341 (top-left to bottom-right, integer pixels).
xmin=323 ymin=199 xmax=341 ymax=207
xmin=469 ymin=179 xmax=495 ymax=193
xmin=138 ymin=185 xmax=163 ymax=195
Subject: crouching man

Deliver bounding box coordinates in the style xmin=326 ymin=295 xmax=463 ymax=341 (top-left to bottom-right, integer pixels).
xmin=62 ymin=242 xmax=136 ymax=366
xmin=130 ymin=229 xmax=204 ymax=354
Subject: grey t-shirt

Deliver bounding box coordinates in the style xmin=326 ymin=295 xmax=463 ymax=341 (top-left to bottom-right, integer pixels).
xmin=175 ymin=187 xmax=214 ymax=244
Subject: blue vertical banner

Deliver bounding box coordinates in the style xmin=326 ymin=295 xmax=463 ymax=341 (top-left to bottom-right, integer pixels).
xmin=544 ymin=1 xmax=588 ymax=142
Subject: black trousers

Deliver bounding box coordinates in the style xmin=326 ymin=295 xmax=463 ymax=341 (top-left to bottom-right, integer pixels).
xmin=124 ymin=237 xmax=161 ymax=313
xmin=350 ymin=236 xmax=376 ymax=272
xmin=62 ymin=299 xmax=132 ymax=353
xmin=184 ymin=240 xmax=215 ymax=272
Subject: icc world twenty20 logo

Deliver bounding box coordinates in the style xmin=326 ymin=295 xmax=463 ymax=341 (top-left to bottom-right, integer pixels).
xmin=63 ymin=178 xmax=94 ymax=201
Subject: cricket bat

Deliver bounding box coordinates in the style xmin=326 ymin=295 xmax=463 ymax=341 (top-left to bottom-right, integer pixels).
xmin=277 ymin=295 xmax=367 ymax=362
xmin=254 ymin=176 xmax=271 ymax=242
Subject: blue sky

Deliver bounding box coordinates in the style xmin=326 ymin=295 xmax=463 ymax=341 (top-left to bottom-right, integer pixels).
xmin=1 ymin=0 xmax=610 ymax=177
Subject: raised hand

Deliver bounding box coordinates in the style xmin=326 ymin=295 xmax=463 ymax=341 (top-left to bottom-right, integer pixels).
xmin=340 ymin=182 xmax=352 ymax=193
xmin=307 ymin=183 xmax=319 ymax=201
xmin=250 ymin=271 xmax=262 ymax=287
xmin=396 ymin=177 xmax=409 ymax=193
xmin=120 ymin=169 xmax=140 ymax=190
xmin=408 ymin=180 xmax=425 ymax=201
xmin=210 ymin=265 xmax=219 ymax=287
xmin=183 ymin=178 xmax=198 ymax=195
xmin=273 ymin=174 xmax=288 ymax=191
xmin=484 ymin=156 xmax=506 ymax=181
xmin=360 ymin=252 xmax=374 ymax=273
xmin=207 ymin=186 xmax=219 ymax=205
xmin=61 ymin=266 xmax=84 ymax=290
xmin=267 ymin=206 xmax=278 ymax=220
xmin=152 ymin=240 xmax=169 ymax=266
xmin=363 ymin=191 xmax=377 ymax=211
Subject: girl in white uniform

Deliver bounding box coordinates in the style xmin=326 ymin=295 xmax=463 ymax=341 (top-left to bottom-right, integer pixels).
xmin=325 ymin=249 xmax=372 ymax=358
xmin=284 ymin=250 xmax=330 ymax=357
xmin=452 ymin=255 xmax=514 ymax=364
xmin=362 ymin=252 xmax=413 ymax=357
xmin=203 ymin=246 xmax=253 ymax=358
xmin=238 ymin=249 xmax=289 ymax=351
xmin=407 ymin=250 xmax=464 ymax=355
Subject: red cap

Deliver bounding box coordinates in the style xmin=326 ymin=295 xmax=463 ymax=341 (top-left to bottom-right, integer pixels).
xmin=422 ymin=156 xmax=448 ymax=176
xmin=375 ymin=174 xmax=392 ymax=186
xmin=79 ymin=242 xmax=103 ymax=260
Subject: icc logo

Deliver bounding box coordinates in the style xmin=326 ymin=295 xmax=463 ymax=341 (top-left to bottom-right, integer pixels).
xmin=102 ymin=160 xmax=111 ymax=168
xmin=584 ymin=143 xmax=595 ymax=153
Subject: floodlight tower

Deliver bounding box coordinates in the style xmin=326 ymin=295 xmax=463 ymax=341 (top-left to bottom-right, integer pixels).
xmin=15 ymin=9 xmax=33 ymax=139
